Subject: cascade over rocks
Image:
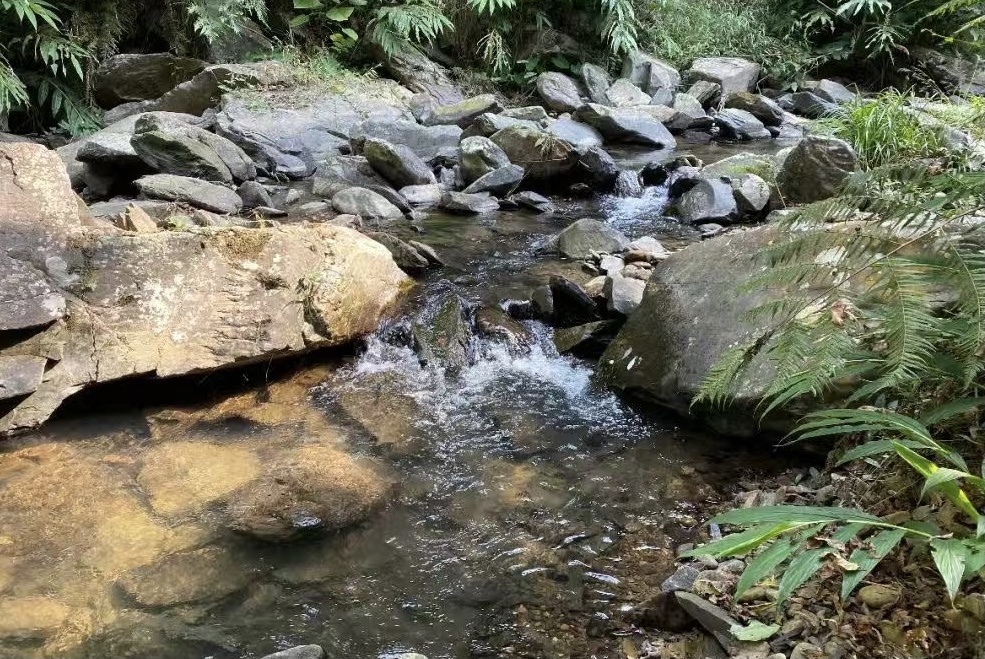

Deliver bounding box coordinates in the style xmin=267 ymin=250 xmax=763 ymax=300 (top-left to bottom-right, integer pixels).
xmin=0 ymin=142 xmax=410 ymax=436
xmin=598 ymin=226 xmax=801 ymax=436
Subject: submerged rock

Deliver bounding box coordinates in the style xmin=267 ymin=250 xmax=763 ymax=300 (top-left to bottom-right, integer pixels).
xmin=226 ymin=445 xmax=393 ymax=543
xmin=260 ymin=646 xmax=327 ymax=659
xmin=117 ymin=547 xmax=252 ymax=607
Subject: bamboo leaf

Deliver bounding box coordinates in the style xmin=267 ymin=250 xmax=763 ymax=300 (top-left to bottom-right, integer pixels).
xmin=682 ymin=523 xmax=800 ymax=559
xmin=778 ymin=548 xmax=832 ymax=606
xmin=734 ymin=535 xmax=802 ymax=599
xmin=712 ymin=505 xmax=883 ymax=526
xmin=841 ymin=528 xmax=907 ymax=599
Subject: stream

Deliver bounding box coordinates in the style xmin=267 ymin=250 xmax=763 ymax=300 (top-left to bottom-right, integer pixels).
xmin=0 ymin=143 xmax=792 ymax=659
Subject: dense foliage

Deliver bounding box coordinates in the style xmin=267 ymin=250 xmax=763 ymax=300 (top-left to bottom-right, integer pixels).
xmin=2 ymin=0 xmax=983 ymax=134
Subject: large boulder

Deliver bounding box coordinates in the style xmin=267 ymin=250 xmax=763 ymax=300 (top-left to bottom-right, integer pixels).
xmin=688 ymin=57 xmax=761 ymax=100
xmin=462 ymin=113 xmax=540 ymax=139
xmin=598 ymin=226 xmax=796 ymax=436
xmin=131 ymin=130 xmax=234 ymax=184
xmin=352 ymin=118 xmax=461 ymax=162
xmin=421 ymin=94 xmax=502 ymax=127
xmin=581 ymin=63 xmax=612 ymax=105
xmin=549 ymin=218 xmax=629 ymax=259
xmin=606 ymin=79 xmax=651 ymax=107
xmin=376 ymin=46 xmax=464 ymax=105
xmin=94 ymin=54 xmax=206 ymax=109
xmin=462 ymin=165 xmax=524 ymax=196
xmin=331 ymin=187 xmax=404 ymax=220
xmin=724 ymin=93 xmax=785 ymax=127
xmin=622 ymin=52 xmax=681 ymax=95
xmin=912 ymin=48 xmax=985 ymax=96
xmin=0 ymin=143 xmax=410 ymax=435
xmin=547 ymin=119 xmax=605 ymax=152
xmin=574 ymin=104 xmax=677 ymax=148
xmin=777 ymin=135 xmax=859 ymax=204
xmin=226 ymin=444 xmax=394 ymax=542
xmin=537 ymin=72 xmax=584 ymax=113
xmin=458 ymin=136 xmax=511 ymax=184
xmin=363 ymin=138 xmax=436 ymax=188
xmin=135 ymin=174 xmax=243 ymax=214
xmin=490 ymin=126 xmax=579 ymax=182
xmin=713 ymin=108 xmax=771 ymax=140
xmin=676 ymin=179 xmax=739 ymax=224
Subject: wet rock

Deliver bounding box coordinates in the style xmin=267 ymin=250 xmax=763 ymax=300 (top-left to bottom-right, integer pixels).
xmin=581 ymin=63 xmax=612 ymax=105
xmin=688 ymin=57 xmax=760 ymax=100
xmin=676 ymin=179 xmax=739 ymax=224
xmin=551 ymin=218 xmax=629 ymax=259
xmin=725 ymin=92 xmax=785 ymax=127
xmin=137 ymin=442 xmax=261 ymax=516
xmin=421 ymin=94 xmax=501 ymax=127
xmin=227 ymin=444 xmax=393 ymax=542
xmin=605 ymin=274 xmax=646 ymax=316
xmin=550 ymin=276 xmax=602 ymax=327
xmin=238 ymin=180 xmax=273 ymax=209
xmin=441 ymin=191 xmax=500 ymax=214
xmin=332 ymin=187 xmax=403 ymax=220
xmin=510 ymin=190 xmax=555 ymax=213
xmin=661 ymin=565 xmax=701 ymax=592
xmin=606 ymin=78 xmax=651 ymax=106
xmin=574 ymin=104 xmax=677 ymax=149
xmin=463 ymin=164 xmax=524 ymax=196
xmin=260 ymin=645 xmax=327 ymax=659
xmin=537 ymin=71 xmax=584 ymax=113
xmin=674 ymin=592 xmax=767 ymax=656
xmin=135 ymin=174 xmax=243 ymax=214
xmin=547 ymin=118 xmax=605 ymax=152
xmin=622 ymin=52 xmax=681 ymax=95
xmin=777 ymin=135 xmax=859 ymax=203
xmin=364 ymin=138 xmax=437 ymax=188
xmin=598 ymin=226 xmax=800 ymax=436
xmin=0 ymin=596 xmax=71 ymax=642
xmin=732 ymin=174 xmax=771 ymax=215
xmin=459 ymin=136 xmax=512 ymax=183
xmin=613 ymin=170 xmax=644 ymax=197
xmin=578 ymin=146 xmax=620 ymax=190
xmin=400 ymin=184 xmax=445 ymax=206
xmin=491 ymin=125 xmax=579 ymax=182
xmin=553 ymin=320 xmax=619 ymax=357
xmin=475 ymin=307 xmax=532 ymax=352
xmin=117 ymin=547 xmax=252 ymax=607
xmin=408 ymin=240 xmax=444 ymax=267
xmin=367 ymin=232 xmax=431 ymax=275
xmin=94 ymin=53 xmax=206 ymax=108
xmin=633 ymin=591 xmax=696 ymax=632
xmin=413 ymin=296 xmax=472 ymax=373
xmin=714 ymin=108 xmax=771 ymax=141
xmin=858 ymin=584 xmax=900 ymax=609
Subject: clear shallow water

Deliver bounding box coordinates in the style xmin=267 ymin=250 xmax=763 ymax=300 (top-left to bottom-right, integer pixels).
xmin=0 ymin=145 xmax=790 ymax=659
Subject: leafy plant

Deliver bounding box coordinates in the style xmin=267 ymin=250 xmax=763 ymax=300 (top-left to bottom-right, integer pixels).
xmin=691 ymin=160 xmax=985 ymax=605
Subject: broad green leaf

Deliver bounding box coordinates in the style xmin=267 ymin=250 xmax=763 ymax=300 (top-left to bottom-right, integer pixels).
xmin=930 ymin=538 xmax=967 ymax=602
xmin=893 ymin=442 xmax=981 ymax=520
xmin=682 ymin=523 xmax=798 ymax=559
xmin=735 ymin=535 xmax=802 ymax=599
xmin=831 ymin=522 xmax=867 ymax=544
xmin=777 ymin=548 xmax=832 ymax=606
xmin=730 ymin=620 xmax=780 ymax=642
xmin=712 ymin=505 xmax=883 ymax=526
xmin=922 ymin=467 xmax=985 ymax=498
xmin=841 ymin=528 xmax=906 ymax=600
xmin=341 ymin=27 xmax=359 ymax=40
xmin=293 ymin=0 xmax=323 ymax=8
xmin=837 ymin=439 xmax=925 ymax=465
xmin=965 ymin=541 xmax=985 ymax=576
xmin=324 ymin=6 xmax=355 ymax=20
xmin=289 ymin=14 xmax=311 ymax=27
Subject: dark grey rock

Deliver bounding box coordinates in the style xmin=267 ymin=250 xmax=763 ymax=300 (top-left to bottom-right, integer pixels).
xmin=574 ymin=104 xmax=676 ymax=148
xmin=724 ymin=92 xmax=785 ymax=126
xmin=94 ymin=53 xmax=206 ymax=108
xmin=713 ymin=108 xmax=771 ymax=140
xmin=440 ymin=191 xmax=500 ymax=214
xmin=459 ymin=136 xmax=511 ymax=184
xmin=463 ymin=165 xmax=524 ymax=196
xmin=351 ymin=119 xmax=461 ymax=161
xmin=551 ymin=218 xmax=629 ymax=259
xmin=550 ymin=276 xmax=602 ymax=328
xmin=661 ymin=565 xmax=701 ymax=592
xmin=687 ymin=80 xmax=722 ymax=106
xmin=421 ymin=94 xmax=502 ymax=127
xmin=367 ymin=233 xmax=430 ymax=275
xmin=537 ymin=72 xmax=584 ymax=113
xmin=363 ymin=137 xmax=437 ymax=188
xmin=510 ymin=190 xmax=555 ymax=213
xmin=413 ymin=296 xmax=472 ymax=373
xmin=777 ymin=135 xmax=859 ymax=203
xmin=578 ymin=146 xmax=620 ymax=190
xmin=462 ymin=113 xmax=540 ymax=139
xmin=581 ymin=63 xmax=612 ymax=105
xmin=554 ymin=320 xmax=619 ymax=357
xmin=812 ymin=79 xmax=856 ymax=104
xmin=490 ymin=126 xmax=579 ymax=182
xmin=238 ymin=181 xmax=273 ymax=209
xmin=135 ymin=174 xmax=243 ymax=214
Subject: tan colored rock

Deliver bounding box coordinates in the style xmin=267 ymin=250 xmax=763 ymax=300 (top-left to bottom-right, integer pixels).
xmin=121 ymin=203 xmax=158 ymax=233
xmin=858 ymin=583 xmax=901 ymax=609
xmin=137 ymin=441 xmax=262 ymax=516
xmin=0 ymin=596 xmax=71 ymax=641
xmin=226 ymin=444 xmax=393 ymax=542
xmin=117 ymin=547 xmax=251 ymax=608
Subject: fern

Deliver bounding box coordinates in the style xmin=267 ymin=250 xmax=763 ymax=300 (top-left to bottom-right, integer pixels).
xmin=187 ymin=0 xmax=269 ymax=43
xmin=370 ymin=0 xmax=453 ymax=56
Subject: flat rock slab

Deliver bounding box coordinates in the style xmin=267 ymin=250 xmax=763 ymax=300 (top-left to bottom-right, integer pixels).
xmin=135 ymin=174 xmax=243 ymax=214
xmin=117 ymin=547 xmax=252 ymax=608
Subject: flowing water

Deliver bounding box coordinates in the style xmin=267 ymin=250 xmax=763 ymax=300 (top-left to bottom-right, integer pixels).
xmin=0 ymin=145 xmax=790 ymax=659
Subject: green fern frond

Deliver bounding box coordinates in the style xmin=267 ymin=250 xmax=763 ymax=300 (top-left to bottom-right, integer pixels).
xmin=370 ymin=0 xmax=453 ymax=57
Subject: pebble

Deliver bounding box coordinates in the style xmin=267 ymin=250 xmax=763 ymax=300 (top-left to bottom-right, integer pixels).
xmin=858 ymin=584 xmax=900 ymax=609
xmin=789 ymin=642 xmax=821 ymax=659
xmin=720 ymin=558 xmax=746 ymax=574
xmin=660 ymin=565 xmax=700 ymax=592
